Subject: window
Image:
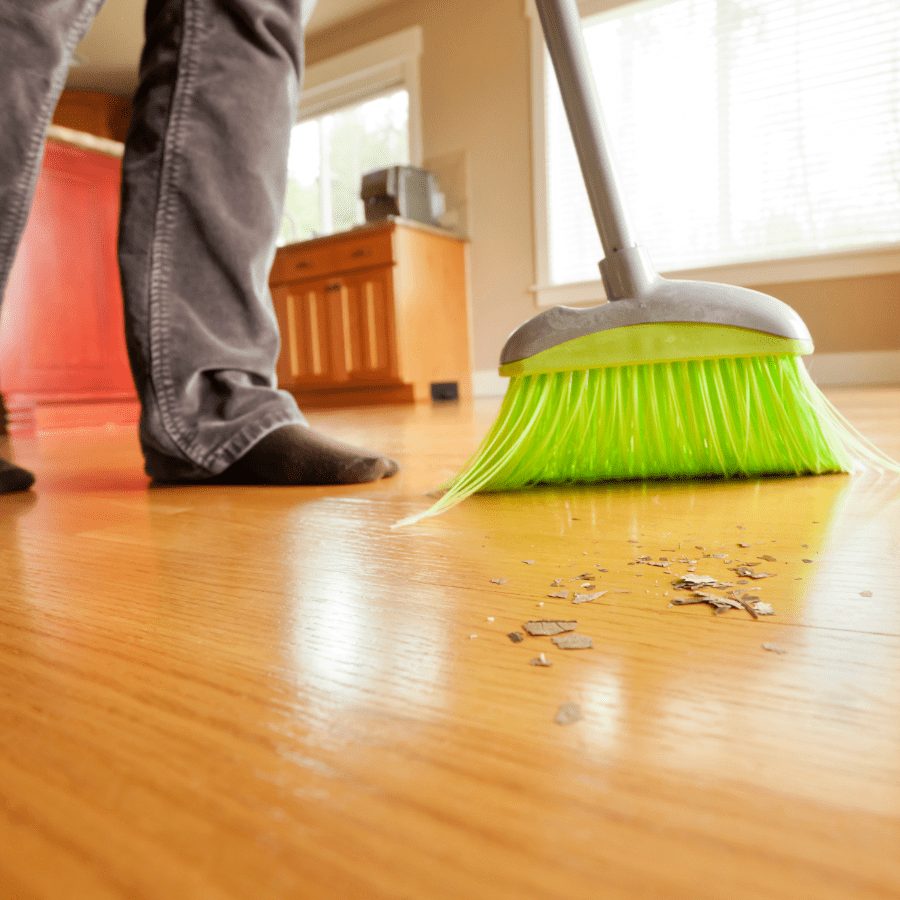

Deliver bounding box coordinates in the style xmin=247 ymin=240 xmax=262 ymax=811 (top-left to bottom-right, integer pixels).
xmin=279 ymin=89 xmax=410 ymax=244
xmin=533 ymin=0 xmax=900 ymax=296
xmin=277 ymin=26 xmax=423 ymax=245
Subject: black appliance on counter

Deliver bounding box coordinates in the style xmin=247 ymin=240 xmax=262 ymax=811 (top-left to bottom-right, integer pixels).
xmin=360 ymin=166 xmax=445 ymax=227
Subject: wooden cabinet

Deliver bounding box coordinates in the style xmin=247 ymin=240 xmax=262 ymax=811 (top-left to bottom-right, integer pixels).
xmin=270 ymin=221 xmax=471 ymax=407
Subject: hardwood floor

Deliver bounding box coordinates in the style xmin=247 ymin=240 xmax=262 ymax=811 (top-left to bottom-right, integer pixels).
xmin=1 ymin=386 xmax=899 ymax=900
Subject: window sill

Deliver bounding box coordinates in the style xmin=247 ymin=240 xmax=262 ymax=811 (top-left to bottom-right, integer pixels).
xmin=532 ymin=243 xmax=900 ymax=308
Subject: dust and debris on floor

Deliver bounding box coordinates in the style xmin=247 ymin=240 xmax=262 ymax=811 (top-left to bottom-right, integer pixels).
xmin=552 ymin=633 xmax=593 ymax=650
xmin=572 ymin=590 xmax=607 ymax=604
xmin=523 ymin=620 xmax=577 ymax=636
xmin=485 ymin=528 xmax=825 ymax=725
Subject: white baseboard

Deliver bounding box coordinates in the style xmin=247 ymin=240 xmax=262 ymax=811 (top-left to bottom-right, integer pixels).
xmin=472 ymin=369 xmax=510 ymax=397
xmin=472 ymin=350 xmax=900 ymax=396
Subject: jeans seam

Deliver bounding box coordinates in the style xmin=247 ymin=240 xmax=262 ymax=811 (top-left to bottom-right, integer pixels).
xmin=146 ymin=0 xmax=206 ymax=462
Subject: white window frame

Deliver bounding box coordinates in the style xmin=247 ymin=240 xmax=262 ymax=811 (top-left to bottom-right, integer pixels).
xmin=525 ymin=0 xmax=900 ymax=309
xmin=299 ymin=25 xmax=424 ymax=166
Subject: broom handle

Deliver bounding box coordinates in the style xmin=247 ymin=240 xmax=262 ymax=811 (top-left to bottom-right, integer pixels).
xmin=536 ymin=0 xmax=657 ymax=297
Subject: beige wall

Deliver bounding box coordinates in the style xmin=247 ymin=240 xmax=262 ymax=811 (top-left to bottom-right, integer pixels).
xmin=756 ymin=274 xmax=900 ymax=355
xmin=308 ymin=0 xmax=900 ymax=375
xmin=308 ymin=0 xmax=537 ymax=373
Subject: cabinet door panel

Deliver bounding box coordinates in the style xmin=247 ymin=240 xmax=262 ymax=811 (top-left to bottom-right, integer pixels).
xmin=336 ymin=270 xmax=398 ymax=383
xmin=272 ymin=282 xmax=334 ymax=387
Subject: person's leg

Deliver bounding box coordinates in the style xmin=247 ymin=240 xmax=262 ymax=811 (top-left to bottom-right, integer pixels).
xmin=0 ymin=0 xmax=106 ymax=493
xmin=119 ymin=0 xmax=398 ymax=486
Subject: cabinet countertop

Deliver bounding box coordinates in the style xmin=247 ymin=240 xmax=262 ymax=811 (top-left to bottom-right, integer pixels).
xmin=277 ymin=217 xmax=467 ymax=252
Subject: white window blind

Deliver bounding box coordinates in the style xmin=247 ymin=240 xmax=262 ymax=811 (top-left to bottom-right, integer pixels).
xmin=545 ymin=0 xmax=900 ymax=286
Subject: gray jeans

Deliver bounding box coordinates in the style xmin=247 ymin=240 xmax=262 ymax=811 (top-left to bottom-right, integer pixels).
xmin=0 ymin=0 xmax=313 ymax=481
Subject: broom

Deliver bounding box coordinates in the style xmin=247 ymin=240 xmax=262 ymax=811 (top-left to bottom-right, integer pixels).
xmin=398 ymin=0 xmax=898 ymax=526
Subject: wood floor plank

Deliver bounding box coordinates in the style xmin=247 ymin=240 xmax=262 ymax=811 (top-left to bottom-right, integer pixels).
xmin=1 ymin=387 xmax=899 ymax=899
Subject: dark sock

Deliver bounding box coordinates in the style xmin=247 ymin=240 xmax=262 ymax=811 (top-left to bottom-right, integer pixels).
xmin=0 ymin=455 xmax=35 ymax=494
xmin=205 ymin=424 xmax=400 ymax=486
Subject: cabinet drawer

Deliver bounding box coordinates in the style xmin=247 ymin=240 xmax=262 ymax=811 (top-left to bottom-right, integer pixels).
xmin=271 ymin=230 xmax=395 ymax=284
xmin=331 ymin=231 xmax=395 ymax=274
xmin=270 ymin=245 xmax=337 ymax=284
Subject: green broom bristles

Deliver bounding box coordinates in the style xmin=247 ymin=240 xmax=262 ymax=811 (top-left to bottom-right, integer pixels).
xmin=397 ymin=354 xmax=899 ymax=526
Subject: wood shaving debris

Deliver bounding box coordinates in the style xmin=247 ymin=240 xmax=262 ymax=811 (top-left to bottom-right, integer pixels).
xmin=555 ymin=702 xmax=583 ymax=725
xmin=762 ymin=643 xmax=787 ymax=654
xmin=672 ymin=574 xmax=717 ymax=587
xmin=530 ymin=653 xmax=553 ymax=667
xmin=523 ymin=619 xmax=577 ymax=636
xmin=670 ymin=590 xmax=767 ymax=619
xmin=548 ymin=590 xmax=570 ymax=599
xmin=573 ymin=590 xmax=607 ymax=604
xmin=711 ymin=597 xmax=746 ymax=614
xmin=860 ymin=590 xmax=873 ymax=598
xmin=491 ymin=578 xmax=509 ymax=585
xmin=802 ymin=559 xmax=813 ymax=564
xmin=671 ymin=574 xmax=734 ymax=590
xmin=734 ymin=566 xmax=775 ymax=579
xmin=552 ymin=633 xmax=593 ymax=650
xmin=551 ymin=579 xmax=564 ymax=587
xmin=523 ymin=560 xmax=535 ymax=565
xmin=670 ymin=593 xmax=714 ymax=606
xmin=596 ymin=567 xmax=609 ymax=572
xmin=709 ymin=553 xmax=729 ymax=559
xmin=732 ymin=594 xmax=759 ymax=619
xmin=738 ymin=542 xmax=751 ymax=548
xmin=507 ymin=632 xmax=525 ymax=643
xmin=750 ymin=601 xmax=775 ymax=615
xmin=569 ymin=573 xmax=594 ymax=581
xmin=758 ymin=554 xmax=777 ymax=562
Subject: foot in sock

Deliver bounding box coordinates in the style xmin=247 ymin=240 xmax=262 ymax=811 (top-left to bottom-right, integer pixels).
xmin=205 ymin=424 xmax=400 ymax=486
xmin=0 ymin=454 xmax=36 ymax=494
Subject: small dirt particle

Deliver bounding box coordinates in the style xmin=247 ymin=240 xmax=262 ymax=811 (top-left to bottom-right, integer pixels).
xmin=554 ymin=702 xmax=583 ymax=725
